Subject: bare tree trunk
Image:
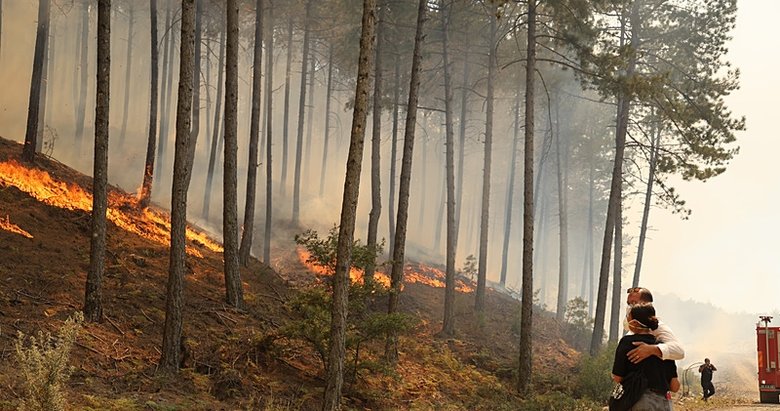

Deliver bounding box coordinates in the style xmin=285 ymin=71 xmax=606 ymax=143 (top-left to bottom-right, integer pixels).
xmin=292 ymin=0 xmax=312 ymax=225
xmin=517 ymin=0 xmax=536 ymax=393
xmin=222 ymin=0 xmax=243 ymax=308
xmin=590 ymin=5 xmax=636 ymax=356
xmin=455 ymin=42 xmax=470 ymax=245
xmin=633 ymin=121 xmax=660 ymax=287
xmin=22 ymin=0 xmax=51 ymax=162
xmin=263 ymin=1 xmax=274 ymax=264
xmin=187 ymin=0 xmax=203 ymax=166
xmin=322 ymin=1 xmax=376 ymax=409
xmin=239 ymin=0 xmax=264 ymax=266
xmin=417 ymin=127 xmax=427 ymax=229
xmin=365 ymin=0 xmax=385 ymax=283
xmin=475 ymin=5 xmax=497 ymax=313
xmin=386 ymin=0 xmax=426 ymax=365
xmin=75 ymin=1 xmax=90 ymax=154
xmin=433 ymin=174 xmax=445 ymax=253
xmin=85 ymin=0 xmax=110 ymax=323
xmin=319 ymin=44 xmax=334 ymax=196
xmin=608 ymin=193 xmax=623 ymax=342
xmin=441 ymin=0 xmax=457 ymax=336
xmin=554 ymin=97 xmax=569 ymax=321
xmin=36 ymin=22 xmax=52 ymax=153
xmin=500 ymin=91 xmax=520 ymax=287
xmin=304 ymin=48 xmax=315 ymax=182
xmin=387 ymin=56 xmax=400 ymax=254
xmin=202 ymin=27 xmax=225 ymax=219
xmin=581 ymin=144 xmax=596 ymax=316
xmin=281 ymin=18 xmax=293 ymax=196
xmin=155 ymin=3 xmax=175 ymax=179
xmin=139 ymin=0 xmax=159 ymax=209
xmin=119 ymin=4 xmax=134 ymax=146
xmin=161 ymin=0 xmax=195 ymax=372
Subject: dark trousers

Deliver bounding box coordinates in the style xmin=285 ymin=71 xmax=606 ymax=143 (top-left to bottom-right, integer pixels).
xmin=702 ymin=380 xmax=715 ymax=399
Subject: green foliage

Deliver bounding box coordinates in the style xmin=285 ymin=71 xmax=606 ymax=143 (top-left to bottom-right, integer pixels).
xmin=284 ymin=228 xmax=414 ymax=382
xmin=460 ymin=255 xmax=477 ymax=282
xmin=14 ymin=311 xmax=84 ymax=411
xmin=519 ymin=391 xmax=601 ymax=411
xmin=573 ymin=341 xmax=617 ymax=402
xmin=294 ymin=226 xmax=383 ymax=275
xmin=562 ymin=297 xmax=594 ymax=352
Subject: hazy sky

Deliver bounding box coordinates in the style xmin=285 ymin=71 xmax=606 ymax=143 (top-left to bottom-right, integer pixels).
xmin=640 ymin=0 xmax=780 ymax=314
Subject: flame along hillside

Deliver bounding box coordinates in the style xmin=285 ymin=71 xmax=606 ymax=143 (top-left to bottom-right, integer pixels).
xmin=0 ymin=136 xmax=580 ymax=409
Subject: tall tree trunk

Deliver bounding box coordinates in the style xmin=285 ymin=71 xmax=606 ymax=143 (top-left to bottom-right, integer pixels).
xmin=161 ymin=0 xmax=195 ymax=372
xmin=119 ymin=5 xmax=134 ymax=146
xmin=281 ymin=18 xmax=293 ymax=195
xmin=139 ymin=0 xmax=159 ymax=209
xmin=554 ymin=97 xmax=569 ymax=321
xmin=223 ymin=0 xmax=243 ymax=308
xmin=433 ymin=174 xmax=445 ymax=253
xmin=22 ymin=0 xmax=51 ymax=162
xmin=455 ymin=42 xmax=470 ymax=245
xmin=263 ymin=1 xmax=274 ymax=264
xmin=322 ymin=1 xmax=376 ymax=408
xmin=500 ymin=91 xmax=521 ymax=287
xmin=188 ymin=0 xmax=203 ymax=166
xmin=387 ymin=56 xmax=400 ymax=254
xmin=633 ymin=122 xmax=660 ymax=286
xmin=304 ymin=48 xmax=315 ymax=182
xmin=416 ymin=126 xmax=427 ymax=229
xmin=75 ymin=1 xmax=90 ymax=154
xmin=85 ymin=0 xmax=110 ymax=323
xmin=155 ymin=3 xmax=172 ymax=179
xmin=590 ymin=4 xmax=636 ymax=356
xmin=292 ymin=1 xmax=312 ymax=225
xmin=441 ymin=0 xmax=457 ymax=336
xmin=581 ymin=144 xmax=596 ymax=316
xmin=517 ymin=0 xmax=536 ymax=394
xmin=475 ymin=5 xmax=497 ymax=313
xmin=365 ymin=0 xmax=385 ymax=283
xmin=386 ymin=0 xmax=426 ymax=365
xmin=36 ymin=22 xmax=52 ymax=153
xmin=319 ymin=44 xmax=334 ymax=196
xmin=202 ymin=28 xmax=225 ymax=219
xmin=608 ymin=193 xmax=623 ymax=342
xmin=239 ymin=0 xmax=264 ymax=266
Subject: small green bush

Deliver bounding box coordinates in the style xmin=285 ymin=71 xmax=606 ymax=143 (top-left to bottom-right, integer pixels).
xmin=573 ymin=341 xmax=617 ymax=402
xmin=14 ymin=311 xmax=84 ymax=411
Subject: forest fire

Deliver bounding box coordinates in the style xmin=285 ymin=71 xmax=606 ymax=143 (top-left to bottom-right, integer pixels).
xmin=0 ymin=160 xmax=222 ymax=256
xmin=0 ymin=215 xmax=33 ymax=239
xmin=296 ymin=248 xmax=474 ymax=292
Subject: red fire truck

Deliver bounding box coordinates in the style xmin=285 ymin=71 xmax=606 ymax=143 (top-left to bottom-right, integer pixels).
xmin=757 ymin=316 xmax=780 ymax=403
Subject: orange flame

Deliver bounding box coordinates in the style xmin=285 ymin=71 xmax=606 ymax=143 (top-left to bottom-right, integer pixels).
xmin=296 ymin=248 xmax=473 ymax=292
xmin=0 ymin=160 xmax=222 ymax=256
xmin=0 ymin=215 xmax=33 ymax=239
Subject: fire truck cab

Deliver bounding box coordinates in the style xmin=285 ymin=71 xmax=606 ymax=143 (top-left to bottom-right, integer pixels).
xmin=757 ymin=316 xmax=780 ymax=403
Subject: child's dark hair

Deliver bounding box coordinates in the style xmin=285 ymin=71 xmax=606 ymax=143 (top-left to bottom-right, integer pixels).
xmin=629 ymin=303 xmax=659 ymax=331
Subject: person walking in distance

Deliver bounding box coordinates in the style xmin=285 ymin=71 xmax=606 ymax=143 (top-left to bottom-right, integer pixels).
xmin=698 ymin=358 xmax=717 ymax=401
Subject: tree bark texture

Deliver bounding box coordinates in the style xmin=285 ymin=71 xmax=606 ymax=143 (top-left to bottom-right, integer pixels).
xmin=161 ymin=0 xmax=194 ymax=372
xmin=555 ymin=97 xmax=569 ymax=321
xmin=223 ymin=0 xmax=243 ymax=308
xmin=187 ymin=0 xmax=203 ymax=165
xmin=36 ymin=18 xmax=52 ymax=153
xmin=322 ymin=1 xmax=376 ymax=409
xmin=365 ymin=0 xmax=385 ymax=283
xmin=263 ymin=1 xmax=274 ymax=264
xmin=609 ymin=192 xmax=623 ymax=342
xmin=155 ymin=3 xmax=175 ymax=179
xmin=239 ymin=0 xmax=264 ymax=266
xmin=139 ymin=0 xmax=159 ymax=209
xmin=22 ymin=0 xmax=51 ymax=162
xmin=292 ymin=1 xmax=312 ymax=225
xmin=281 ymin=18 xmax=293 ymax=196
xmin=387 ymin=56 xmax=400 ymax=255
xmin=441 ymin=0 xmax=457 ymax=337
xmin=85 ymin=0 xmax=111 ymax=323
xmin=475 ymin=4 xmax=497 ymax=313
xmin=500 ymin=92 xmax=521 ymax=287
xmin=517 ymin=0 xmax=536 ymax=394
xmin=386 ymin=0 xmax=426 ymax=365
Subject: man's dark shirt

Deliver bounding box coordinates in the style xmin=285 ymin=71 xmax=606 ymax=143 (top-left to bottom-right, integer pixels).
xmin=701 ymin=364 xmax=714 ymax=382
xmin=613 ymin=334 xmax=677 ymax=392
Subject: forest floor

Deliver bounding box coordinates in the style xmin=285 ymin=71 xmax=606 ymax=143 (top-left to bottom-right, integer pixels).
xmin=0 ymin=134 xmax=722 ymax=410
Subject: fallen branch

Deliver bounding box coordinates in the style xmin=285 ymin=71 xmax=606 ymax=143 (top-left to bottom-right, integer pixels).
xmin=105 ymin=316 xmax=125 ymax=336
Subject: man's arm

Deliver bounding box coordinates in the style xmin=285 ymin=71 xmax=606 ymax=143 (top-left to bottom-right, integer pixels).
xmin=652 ymin=322 xmax=685 ymax=361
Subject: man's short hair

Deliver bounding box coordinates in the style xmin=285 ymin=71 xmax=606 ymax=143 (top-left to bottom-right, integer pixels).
xmin=627 ymin=287 xmax=654 ymax=303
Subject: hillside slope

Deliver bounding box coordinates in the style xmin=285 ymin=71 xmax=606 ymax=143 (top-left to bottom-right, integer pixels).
xmin=0 ymin=137 xmax=580 ymax=410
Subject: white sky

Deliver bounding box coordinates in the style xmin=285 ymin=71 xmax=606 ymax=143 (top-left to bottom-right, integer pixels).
xmin=640 ymin=0 xmax=780 ymax=314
